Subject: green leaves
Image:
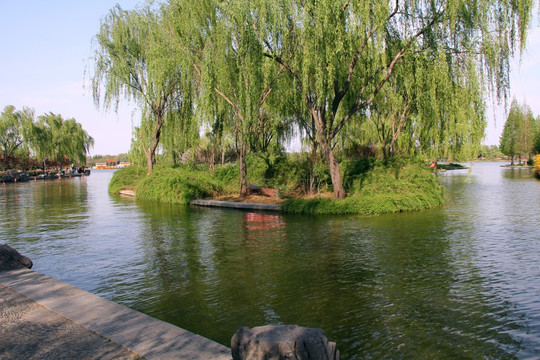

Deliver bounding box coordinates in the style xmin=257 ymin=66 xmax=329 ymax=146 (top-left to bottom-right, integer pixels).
xmin=0 ymin=105 xmax=34 ymax=159
xmin=34 ymin=112 xmax=94 ymax=165
xmin=0 ymin=105 xmax=93 ymax=168
xmin=500 ymin=98 xmax=537 ymax=159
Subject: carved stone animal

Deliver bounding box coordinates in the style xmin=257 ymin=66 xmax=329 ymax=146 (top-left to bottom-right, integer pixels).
xmin=0 ymin=244 xmax=33 ymax=271
xmin=231 ymin=325 xmax=339 ymax=360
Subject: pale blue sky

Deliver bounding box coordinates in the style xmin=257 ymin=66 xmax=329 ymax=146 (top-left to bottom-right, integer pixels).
xmin=1 ymin=1 xmax=539 ymax=155
xmin=0 ymin=0 xmax=140 ymax=156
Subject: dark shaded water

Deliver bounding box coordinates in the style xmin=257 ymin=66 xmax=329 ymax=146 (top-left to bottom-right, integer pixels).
xmin=1 ymin=163 xmax=539 ymax=359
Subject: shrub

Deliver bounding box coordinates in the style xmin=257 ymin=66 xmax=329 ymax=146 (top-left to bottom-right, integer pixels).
xmin=282 ymin=159 xmax=445 ymax=215
xmin=245 ymin=153 xmax=313 ymax=195
xmin=108 ymin=165 xmax=147 ymax=194
xmin=136 ymin=165 xmax=224 ymax=204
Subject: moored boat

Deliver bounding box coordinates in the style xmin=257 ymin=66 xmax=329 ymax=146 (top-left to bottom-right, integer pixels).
xmin=2 ymin=169 xmax=90 ymax=183
xmin=0 ymin=170 xmax=30 ymax=183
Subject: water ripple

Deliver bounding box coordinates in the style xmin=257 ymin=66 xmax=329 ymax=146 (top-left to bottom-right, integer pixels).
xmin=2 ymin=165 xmax=540 ymax=358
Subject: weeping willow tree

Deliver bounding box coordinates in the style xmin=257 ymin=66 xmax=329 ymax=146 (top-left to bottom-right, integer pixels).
xmin=166 ymin=0 xmax=288 ymax=196
xmin=246 ymin=0 xmax=533 ymax=198
xmin=32 ymin=113 xmax=94 ymax=166
xmin=500 ymin=99 xmax=537 ymax=164
xmin=0 ymin=105 xmax=35 ymax=159
xmin=91 ymin=3 xmax=194 ymax=172
xmin=160 ymin=105 xmax=200 ymax=166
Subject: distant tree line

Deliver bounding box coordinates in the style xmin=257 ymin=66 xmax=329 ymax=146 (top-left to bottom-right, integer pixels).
xmin=90 ymin=0 xmax=534 ymax=198
xmin=0 ymin=105 xmax=94 ymax=171
xmin=499 ymin=99 xmax=540 ymax=164
xmin=477 ymin=145 xmax=505 ymax=160
xmin=86 ymin=153 xmax=130 ymax=167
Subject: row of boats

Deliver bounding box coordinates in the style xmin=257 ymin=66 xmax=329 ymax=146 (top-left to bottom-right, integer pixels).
xmin=1 ymin=169 xmax=91 ymax=184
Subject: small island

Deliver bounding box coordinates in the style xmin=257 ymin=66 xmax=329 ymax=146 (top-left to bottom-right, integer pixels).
xmin=109 ymin=156 xmax=446 ymax=215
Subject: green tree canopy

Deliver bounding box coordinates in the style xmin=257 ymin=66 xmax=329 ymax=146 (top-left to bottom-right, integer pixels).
xmin=0 ymin=105 xmax=34 ymax=158
xmin=0 ymin=105 xmax=93 ymax=169
xmin=166 ymin=0 xmax=289 ymax=195
xmin=32 ymin=113 xmax=94 ymax=166
xmin=90 ymin=0 xmax=535 ymax=198
xmin=500 ymin=99 xmax=537 ymax=163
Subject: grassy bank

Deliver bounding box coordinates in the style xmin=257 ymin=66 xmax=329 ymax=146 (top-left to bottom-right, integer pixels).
xmin=109 ymin=164 xmax=235 ymax=205
xmin=109 ymin=157 xmax=445 ymax=215
xmin=282 ymin=161 xmax=445 ymax=215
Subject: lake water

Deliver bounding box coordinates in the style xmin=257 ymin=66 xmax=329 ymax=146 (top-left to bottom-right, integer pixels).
xmin=1 ymin=162 xmax=539 ymax=359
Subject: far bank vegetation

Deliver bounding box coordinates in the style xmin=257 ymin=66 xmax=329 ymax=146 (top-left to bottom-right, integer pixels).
xmin=0 ymin=105 xmax=93 ymax=171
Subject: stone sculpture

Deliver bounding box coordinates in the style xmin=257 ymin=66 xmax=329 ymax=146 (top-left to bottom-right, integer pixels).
xmin=231 ymin=324 xmax=339 ymax=360
xmin=0 ymin=244 xmax=33 ymax=271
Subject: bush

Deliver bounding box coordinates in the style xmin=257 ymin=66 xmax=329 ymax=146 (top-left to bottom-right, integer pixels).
xmin=282 ymin=159 xmax=445 ymax=215
xmin=340 ymin=158 xmax=376 ymax=192
xmin=108 ymin=165 xmax=147 ymax=194
xmin=246 ymin=153 xmax=312 ymax=195
xmin=135 ymin=165 xmax=224 ymax=204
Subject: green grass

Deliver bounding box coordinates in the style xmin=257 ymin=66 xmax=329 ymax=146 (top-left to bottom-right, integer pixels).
xmin=108 ymin=165 xmax=147 ymax=194
xmin=109 ymin=164 xmax=235 ymax=204
xmin=134 ymin=165 xmax=225 ymax=205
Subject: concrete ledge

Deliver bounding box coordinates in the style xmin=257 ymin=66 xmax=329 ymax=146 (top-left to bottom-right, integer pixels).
xmin=119 ymin=189 xmax=136 ymax=197
xmin=0 ymin=269 xmax=231 ymax=360
xmin=191 ymin=199 xmax=282 ymax=211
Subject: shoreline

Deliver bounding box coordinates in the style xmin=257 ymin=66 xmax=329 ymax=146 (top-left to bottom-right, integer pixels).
xmin=191 ymin=199 xmax=282 ymax=211
xmin=0 ymin=268 xmax=231 ymax=360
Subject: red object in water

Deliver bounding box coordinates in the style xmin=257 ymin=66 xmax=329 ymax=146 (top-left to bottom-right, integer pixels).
xmin=430 ymin=162 xmax=437 ymax=168
xmin=244 ymin=212 xmax=285 ymax=231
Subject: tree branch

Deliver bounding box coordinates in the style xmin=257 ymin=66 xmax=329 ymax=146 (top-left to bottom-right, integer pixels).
xmin=332 ymin=9 xmax=444 ymax=139
xmin=332 ymin=0 xmax=400 ymax=116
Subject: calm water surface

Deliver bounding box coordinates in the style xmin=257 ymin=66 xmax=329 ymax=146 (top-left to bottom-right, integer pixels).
xmin=1 ymin=163 xmax=539 ymax=359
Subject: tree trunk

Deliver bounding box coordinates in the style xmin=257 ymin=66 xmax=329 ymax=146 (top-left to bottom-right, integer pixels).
xmin=311 ymin=109 xmax=346 ymax=199
xmin=309 ymin=143 xmax=318 ymax=195
xmin=146 ymin=116 xmax=164 ymax=173
xmin=324 ymin=145 xmax=346 ymax=199
xmin=381 ymin=144 xmax=389 ymax=161
xmin=239 ymin=140 xmax=248 ymax=197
